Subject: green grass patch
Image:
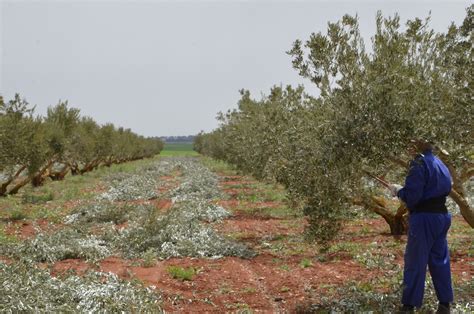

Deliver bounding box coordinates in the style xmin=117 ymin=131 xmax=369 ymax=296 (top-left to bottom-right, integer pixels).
xmin=225 ymin=302 xmax=251 ymax=310
xmin=30 ymin=207 xmax=62 ymax=223
xmin=269 ymin=236 xmax=315 ymax=256
xmin=166 ymin=266 xmax=196 ymax=281
xmin=0 ymin=156 xmax=163 ymax=232
xmin=279 ymin=264 xmax=291 ymax=271
xmin=245 ymin=182 xmax=288 ymax=202
xmin=200 ymin=157 xmax=236 ymax=174
xmin=56 ymin=184 xmax=84 ymax=202
xmin=328 ymin=242 xmax=363 ymax=256
xmin=22 ymin=189 xmax=54 ymax=204
xmin=160 ymin=142 xmax=199 ymax=157
xmin=88 ymin=157 xmax=158 ymax=178
xmin=240 ymin=287 xmax=257 ymax=294
xmin=9 ymin=209 xmax=28 ymax=221
xmin=163 ymin=142 xmax=194 ymax=151
xmin=299 ymin=258 xmax=313 ymax=268
xmin=245 ymin=206 xmax=299 ymax=219
xmin=0 ymin=226 xmax=18 ymax=244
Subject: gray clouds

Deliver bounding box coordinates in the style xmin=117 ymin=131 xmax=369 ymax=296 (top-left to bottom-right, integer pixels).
xmin=1 ymin=1 xmax=470 ymax=136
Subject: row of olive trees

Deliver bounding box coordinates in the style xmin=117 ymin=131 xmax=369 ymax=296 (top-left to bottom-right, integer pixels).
xmin=195 ymin=6 xmax=473 ymax=243
xmin=0 ymin=94 xmax=164 ymax=196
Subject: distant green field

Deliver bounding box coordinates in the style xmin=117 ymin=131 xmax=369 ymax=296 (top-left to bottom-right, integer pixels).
xmin=160 ymin=142 xmax=199 ymax=156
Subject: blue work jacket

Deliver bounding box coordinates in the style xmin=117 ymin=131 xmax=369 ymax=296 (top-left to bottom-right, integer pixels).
xmin=397 ymin=150 xmax=452 ymax=211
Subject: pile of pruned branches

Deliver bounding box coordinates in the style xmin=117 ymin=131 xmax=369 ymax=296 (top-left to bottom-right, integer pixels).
xmin=0 ymin=261 xmax=162 ymax=312
xmin=1 ymin=158 xmax=253 ymax=266
xmin=118 ymin=158 xmax=254 ymax=259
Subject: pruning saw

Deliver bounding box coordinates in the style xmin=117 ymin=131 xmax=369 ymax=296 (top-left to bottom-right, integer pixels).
xmin=364 ymin=170 xmax=391 ymax=189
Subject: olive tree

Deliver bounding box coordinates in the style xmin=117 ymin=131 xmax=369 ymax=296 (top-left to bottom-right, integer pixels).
xmin=195 ymin=87 xmax=345 ymax=242
xmin=0 ymin=95 xmax=46 ymax=195
xmin=30 ymin=101 xmax=81 ymax=184
xmin=288 ymin=7 xmax=473 ymax=230
xmin=197 ymin=7 xmax=473 ymax=243
xmin=1 ymin=94 xmax=164 ymax=195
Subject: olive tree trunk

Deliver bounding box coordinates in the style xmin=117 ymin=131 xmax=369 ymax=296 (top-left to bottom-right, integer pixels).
xmin=0 ymin=165 xmax=27 ymax=196
xmin=49 ymin=164 xmax=70 ymax=181
xmin=440 ymin=157 xmax=474 ymax=228
xmin=31 ymin=160 xmax=55 ymax=187
xmin=358 ymin=196 xmax=408 ymax=235
xmin=8 ymin=175 xmax=32 ymax=195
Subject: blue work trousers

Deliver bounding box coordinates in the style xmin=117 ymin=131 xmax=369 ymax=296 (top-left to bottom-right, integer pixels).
xmin=402 ymin=212 xmax=453 ymax=307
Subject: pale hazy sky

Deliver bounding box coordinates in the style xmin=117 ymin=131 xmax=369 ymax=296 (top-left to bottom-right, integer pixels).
xmin=1 ymin=0 xmax=471 ymax=136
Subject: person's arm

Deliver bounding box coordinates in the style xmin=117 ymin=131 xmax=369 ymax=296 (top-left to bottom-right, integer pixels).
xmin=397 ymin=158 xmax=426 ymax=209
xmin=397 ymin=159 xmax=426 ymax=209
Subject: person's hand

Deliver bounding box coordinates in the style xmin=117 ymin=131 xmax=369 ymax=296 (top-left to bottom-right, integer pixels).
xmin=389 ymin=184 xmax=403 ymax=197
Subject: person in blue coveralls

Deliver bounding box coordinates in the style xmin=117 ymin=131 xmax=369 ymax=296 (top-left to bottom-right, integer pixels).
xmin=389 ymin=139 xmax=453 ymax=314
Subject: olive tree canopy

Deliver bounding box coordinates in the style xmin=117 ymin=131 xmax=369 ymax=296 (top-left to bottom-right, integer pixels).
xmin=196 ymin=7 xmax=473 ymax=243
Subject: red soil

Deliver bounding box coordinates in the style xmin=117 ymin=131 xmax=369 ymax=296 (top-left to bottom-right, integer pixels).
xmin=222 ymin=188 xmax=258 ymax=198
xmin=52 ymin=258 xmax=91 ymax=276
xmin=49 ymin=252 xmax=370 ymax=312
xmin=5 ymin=219 xmax=60 ymax=239
xmin=9 ymin=167 xmax=473 ymax=312
xmin=220 ymin=180 xmax=258 ymax=186
xmin=0 ymin=256 xmax=12 ymax=264
xmin=216 ymin=212 xmax=305 ymax=240
xmin=114 ymin=221 xmax=129 ymax=230
xmin=159 ymin=176 xmax=174 ymax=181
xmin=42 ymin=212 xmax=474 ymax=311
xmin=155 ymin=199 xmax=173 ymax=211
xmin=217 ymin=200 xmax=282 ymax=210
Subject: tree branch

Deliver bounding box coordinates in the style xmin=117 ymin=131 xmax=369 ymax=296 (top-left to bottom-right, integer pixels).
xmin=449 ymin=189 xmax=474 ymax=228
xmin=389 ymin=156 xmax=409 ymax=169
